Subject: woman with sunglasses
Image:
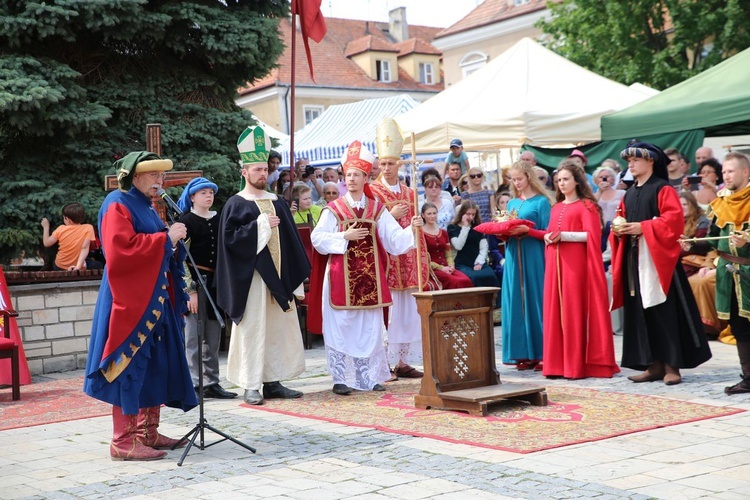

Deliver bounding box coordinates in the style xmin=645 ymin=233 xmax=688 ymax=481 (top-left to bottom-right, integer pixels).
xmin=461 ymin=167 xmax=495 ymax=223
xmin=458 ymin=174 xmax=470 ymax=195
xmin=502 ymin=160 xmax=554 ymax=371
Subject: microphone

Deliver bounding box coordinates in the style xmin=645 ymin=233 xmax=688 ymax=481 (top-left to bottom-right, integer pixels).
xmin=157 ymin=188 xmax=183 ymax=216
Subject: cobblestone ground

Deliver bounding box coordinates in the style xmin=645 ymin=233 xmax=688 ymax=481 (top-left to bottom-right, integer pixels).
xmin=3 ymin=330 xmax=750 ymax=500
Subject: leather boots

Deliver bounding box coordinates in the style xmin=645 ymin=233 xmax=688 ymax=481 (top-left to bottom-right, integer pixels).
xmin=627 ymin=361 xmax=665 ymax=383
xmin=137 ymin=406 xmax=186 ymax=449
xmin=725 ymin=340 xmax=750 ymax=395
xmin=110 ymin=406 xmax=167 ymax=461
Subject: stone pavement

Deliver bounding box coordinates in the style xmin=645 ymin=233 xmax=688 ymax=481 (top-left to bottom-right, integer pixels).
xmin=2 ymin=330 xmax=750 ymax=500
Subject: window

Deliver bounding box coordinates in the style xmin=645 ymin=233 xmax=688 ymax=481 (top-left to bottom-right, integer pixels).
xmin=459 ymin=51 xmax=489 ymax=79
xmin=514 ymin=0 xmax=530 ymax=5
xmin=303 ymin=105 xmax=324 ymax=125
xmin=376 ymin=59 xmax=391 ymax=82
xmin=419 ymin=62 xmax=434 ymax=85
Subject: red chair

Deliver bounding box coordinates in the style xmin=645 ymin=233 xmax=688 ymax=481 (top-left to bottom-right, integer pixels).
xmin=0 ymin=308 xmax=21 ymax=400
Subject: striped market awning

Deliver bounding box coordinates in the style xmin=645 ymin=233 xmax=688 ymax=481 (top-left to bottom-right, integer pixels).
xmin=277 ymin=94 xmax=421 ymax=167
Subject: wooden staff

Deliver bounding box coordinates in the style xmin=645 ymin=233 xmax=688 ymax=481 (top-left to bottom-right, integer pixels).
xmin=398 ymin=135 xmax=433 ymax=291
xmin=410 ymin=133 xmax=423 ymax=291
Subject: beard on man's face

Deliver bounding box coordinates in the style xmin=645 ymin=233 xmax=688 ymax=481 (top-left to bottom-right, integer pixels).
xmin=248 ymin=177 xmax=267 ymax=190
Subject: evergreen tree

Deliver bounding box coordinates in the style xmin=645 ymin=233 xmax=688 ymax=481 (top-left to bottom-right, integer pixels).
xmin=0 ymin=0 xmax=288 ymax=264
xmin=539 ymin=0 xmax=750 ymax=90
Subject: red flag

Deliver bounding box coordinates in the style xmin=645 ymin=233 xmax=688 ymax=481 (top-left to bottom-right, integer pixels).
xmin=291 ymin=0 xmax=327 ymax=80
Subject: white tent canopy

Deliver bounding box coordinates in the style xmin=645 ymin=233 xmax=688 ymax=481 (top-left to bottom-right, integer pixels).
xmin=277 ymin=94 xmax=420 ymax=167
xmin=252 ymin=114 xmax=288 ymax=142
xmin=396 ymin=38 xmax=656 ymax=152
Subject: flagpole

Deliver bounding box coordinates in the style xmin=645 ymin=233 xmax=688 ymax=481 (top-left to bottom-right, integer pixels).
xmin=288 ymin=11 xmax=297 ymax=206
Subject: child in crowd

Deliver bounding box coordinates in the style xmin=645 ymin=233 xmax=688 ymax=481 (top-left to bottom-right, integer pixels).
xmin=41 ymin=203 xmax=97 ymax=271
xmin=441 ymin=138 xmax=470 ymax=179
xmin=489 ymin=191 xmax=512 ymax=282
xmin=292 ymin=184 xmax=322 ymax=226
xmin=447 ymin=200 xmax=502 ymax=323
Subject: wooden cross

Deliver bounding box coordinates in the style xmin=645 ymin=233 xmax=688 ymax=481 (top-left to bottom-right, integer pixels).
xmin=104 ymin=124 xmax=202 ymax=191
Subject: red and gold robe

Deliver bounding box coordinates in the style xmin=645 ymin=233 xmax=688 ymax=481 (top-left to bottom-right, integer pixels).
xmin=369 ymin=179 xmax=440 ymax=291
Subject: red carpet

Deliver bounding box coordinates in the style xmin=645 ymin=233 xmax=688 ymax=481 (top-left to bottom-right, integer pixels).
xmin=244 ymin=380 xmax=744 ymax=454
xmin=0 ymin=377 xmax=110 ymax=430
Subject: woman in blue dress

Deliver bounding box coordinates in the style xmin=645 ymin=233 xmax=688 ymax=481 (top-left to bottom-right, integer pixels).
xmin=501 ymin=160 xmax=554 ymax=370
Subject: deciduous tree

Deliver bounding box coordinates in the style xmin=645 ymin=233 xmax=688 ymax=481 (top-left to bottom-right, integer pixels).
xmin=539 ymin=0 xmax=750 ymax=90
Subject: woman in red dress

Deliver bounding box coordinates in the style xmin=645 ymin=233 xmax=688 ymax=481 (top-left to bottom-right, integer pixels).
xmin=542 ymin=161 xmax=620 ymax=379
xmin=421 ymin=203 xmax=473 ymax=289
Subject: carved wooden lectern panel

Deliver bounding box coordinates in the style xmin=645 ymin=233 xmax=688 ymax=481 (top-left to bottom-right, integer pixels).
xmin=413 ymin=287 xmax=547 ymax=416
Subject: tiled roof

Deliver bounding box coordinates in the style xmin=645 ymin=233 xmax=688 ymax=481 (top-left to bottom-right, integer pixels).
xmin=345 ymin=35 xmax=400 ymax=57
xmin=435 ymin=0 xmax=550 ymax=39
xmin=396 ymin=38 xmax=442 ymax=57
xmin=239 ymin=17 xmax=444 ymax=94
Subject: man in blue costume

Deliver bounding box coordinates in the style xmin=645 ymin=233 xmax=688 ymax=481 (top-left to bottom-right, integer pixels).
xmin=84 ymin=152 xmax=197 ymax=461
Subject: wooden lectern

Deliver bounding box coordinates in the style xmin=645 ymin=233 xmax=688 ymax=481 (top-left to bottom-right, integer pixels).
xmin=413 ymin=287 xmax=547 ymax=416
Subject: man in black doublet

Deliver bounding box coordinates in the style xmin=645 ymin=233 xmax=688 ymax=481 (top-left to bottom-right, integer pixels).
xmin=611 ymin=142 xmax=711 ymax=385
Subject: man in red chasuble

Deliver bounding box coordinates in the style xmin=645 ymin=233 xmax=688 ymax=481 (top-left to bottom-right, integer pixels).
xmin=311 ymin=141 xmax=423 ymax=395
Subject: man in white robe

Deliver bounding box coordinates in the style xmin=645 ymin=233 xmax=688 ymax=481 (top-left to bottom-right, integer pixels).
xmin=311 ymin=141 xmax=421 ymax=394
xmin=216 ymin=126 xmax=309 ymax=405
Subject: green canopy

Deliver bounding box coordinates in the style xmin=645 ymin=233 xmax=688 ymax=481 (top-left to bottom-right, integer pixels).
xmin=601 ymin=46 xmax=750 ymax=140
xmin=524 ymin=130 xmax=704 ymax=173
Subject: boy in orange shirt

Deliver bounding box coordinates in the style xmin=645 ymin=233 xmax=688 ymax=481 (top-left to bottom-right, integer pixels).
xmin=41 ymin=203 xmax=96 ymax=270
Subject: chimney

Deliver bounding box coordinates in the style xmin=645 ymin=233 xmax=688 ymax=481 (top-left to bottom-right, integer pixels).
xmin=388 ymin=7 xmax=409 ymax=43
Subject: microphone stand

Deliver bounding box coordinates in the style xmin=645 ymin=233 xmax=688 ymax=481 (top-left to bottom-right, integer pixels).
xmin=163 ymin=204 xmax=256 ymax=465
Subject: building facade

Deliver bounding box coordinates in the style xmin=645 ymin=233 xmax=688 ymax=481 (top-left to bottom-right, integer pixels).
xmin=237 ymin=8 xmax=444 ymax=134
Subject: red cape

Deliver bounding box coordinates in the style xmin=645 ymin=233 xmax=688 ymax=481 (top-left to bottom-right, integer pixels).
xmin=99 ymin=202 xmax=169 ymax=361
xmin=610 ymin=185 xmax=683 ymax=311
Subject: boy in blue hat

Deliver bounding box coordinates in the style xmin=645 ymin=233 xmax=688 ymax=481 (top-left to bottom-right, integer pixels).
xmin=441 ymin=138 xmax=471 ymax=179
xmin=178 ymin=177 xmax=237 ymax=400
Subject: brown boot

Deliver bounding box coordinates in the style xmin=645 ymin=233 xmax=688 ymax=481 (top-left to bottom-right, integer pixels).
xmin=110 ymin=406 xmax=167 ymax=461
xmin=627 ymin=361 xmax=665 ymax=383
xmin=663 ymin=364 xmax=682 ymax=385
xmin=725 ymin=340 xmax=750 ymax=395
xmin=137 ymin=406 xmax=186 ymax=450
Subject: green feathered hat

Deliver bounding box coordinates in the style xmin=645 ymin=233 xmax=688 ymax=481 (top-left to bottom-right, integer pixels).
xmin=114 ymin=151 xmax=173 ymax=191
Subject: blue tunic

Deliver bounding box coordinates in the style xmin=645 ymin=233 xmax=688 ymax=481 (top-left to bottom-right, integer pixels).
xmin=501 ymin=194 xmax=551 ymax=364
xmin=84 ymin=187 xmax=197 ymax=415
